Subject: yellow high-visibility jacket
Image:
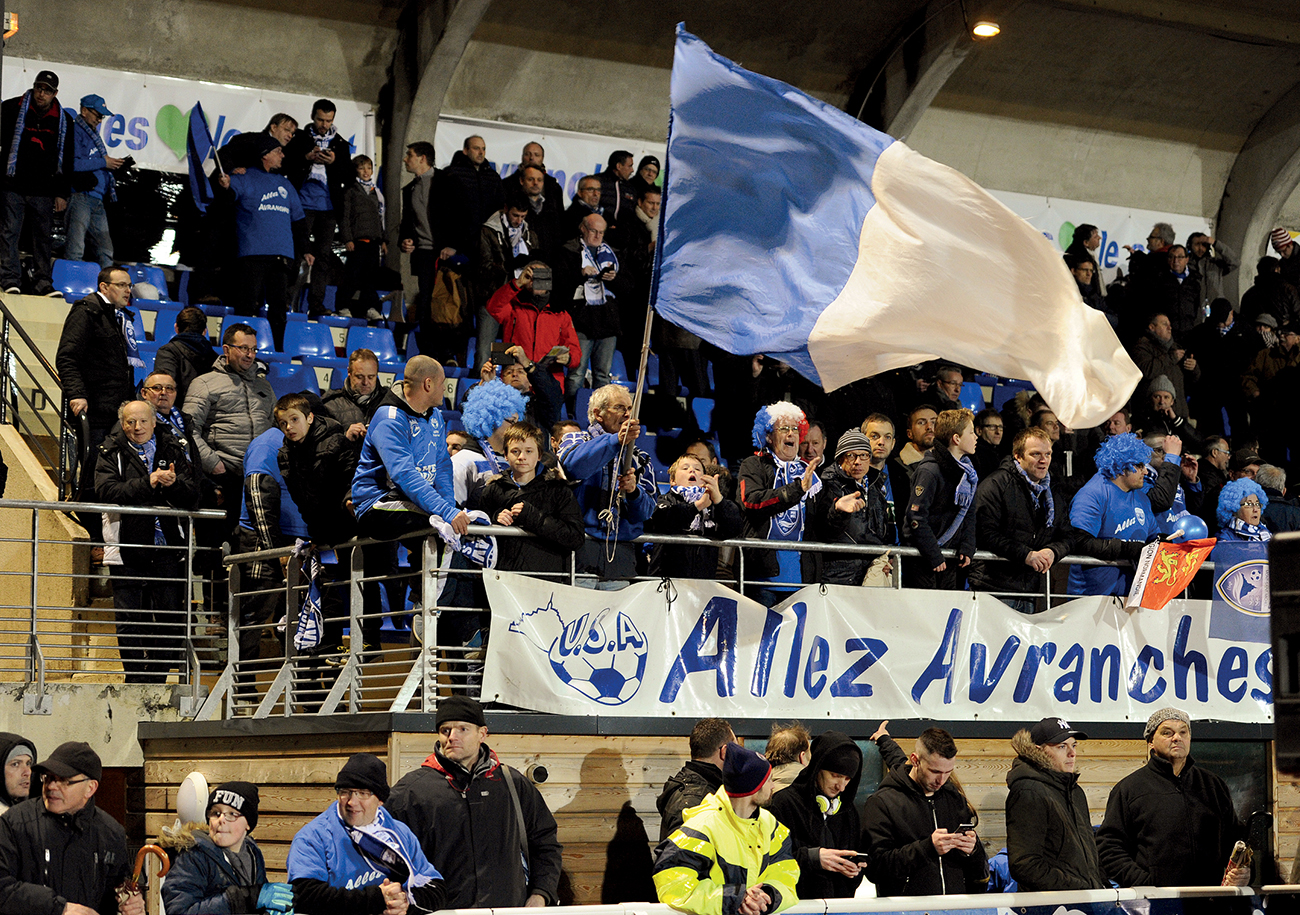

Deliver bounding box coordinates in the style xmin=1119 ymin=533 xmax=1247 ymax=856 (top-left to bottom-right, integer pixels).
xmin=653 ymin=787 xmax=800 ymax=915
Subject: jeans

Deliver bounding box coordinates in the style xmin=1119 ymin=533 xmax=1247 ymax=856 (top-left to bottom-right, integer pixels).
xmin=0 ymin=190 xmax=55 ymax=292
xmin=567 ymin=333 xmax=617 ymax=399
xmin=65 ymin=193 xmax=113 ymax=266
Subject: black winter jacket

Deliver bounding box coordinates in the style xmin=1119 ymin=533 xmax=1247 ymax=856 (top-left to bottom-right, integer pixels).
xmin=1096 ymin=753 xmax=1241 ymax=887
xmin=445 ymin=151 xmax=505 ymax=236
xmin=861 ymin=754 xmax=989 ymax=896
xmin=94 ymin=423 xmax=201 ymax=567
xmin=281 ymin=127 xmax=354 ymax=213
xmin=0 ymin=796 xmax=130 ymax=915
xmin=0 ymin=96 xmax=74 ymax=198
xmin=477 ymin=471 xmax=584 ymax=573
xmin=905 ymin=448 xmax=978 ymax=570
xmin=968 ymin=457 xmax=1079 ymax=595
xmin=321 ymin=381 xmax=387 ymax=432
xmin=656 ymin=759 xmax=724 ymax=843
xmin=161 ymin=828 xmax=268 ymax=914
xmin=809 ymin=464 xmax=890 ymax=586
xmin=399 ymin=168 xmax=471 ymax=256
xmin=1004 ymin=732 xmax=1105 ymax=891
xmin=153 ymin=333 xmax=218 ymax=406
xmin=278 ymin=415 xmax=358 ymax=545
xmin=738 ymin=451 xmax=812 ymax=580
xmin=557 ymin=238 xmax=623 ymax=340
xmin=55 ymin=293 xmax=136 ymax=426
xmin=766 ymin=731 xmax=865 ymax=899
xmin=644 ymin=490 xmax=742 ymax=580
xmin=387 ymin=744 xmax=563 ymax=908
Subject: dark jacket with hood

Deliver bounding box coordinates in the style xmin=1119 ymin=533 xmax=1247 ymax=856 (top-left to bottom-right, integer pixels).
xmin=809 ymin=463 xmax=891 ymax=586
xmin=55 ymin=293 xmax=136 ymax=427
xmin=160 ymin=825 xmax=268 ymax=915
xmin=0 ymin=735 xmax=33 ymax=812
xmin=905 ymin=448 xmax=978 ymax=569
xmin=386 ymin=743 xmax=563 ymax=909
xmin=861 ymin=749 xmax=989 ymax=896
xmin=281 ymin=126 xmax=354 ymax=213
xmin=477 ymin=468 xmax=584 ymax=573
xmin=154 ymin=333 xmax=218 ymax=406
xmin=445 ymin=150 xmax=505 ymax=238
xmin=968 ymin=456 xmax=1079 ymax=596
xmin=645 ymin=488 xmax=743 ymax=580
xmin=1096 ymin=752 xmax=1241 ymax=887
xmin=320 ymin=379 xmax=387 ymax=432
xmin=277 ymin=414 xmax=358 ymax=546
xmin=0 ymin=796 xmax=130 ymax=915
xmin=1004 ymin=730 xmax=1105 ymax=891
xmin=766 ymin=731 xmax=865 ymax=899
xmin=656 ymin=759 xmax=724 ymax=843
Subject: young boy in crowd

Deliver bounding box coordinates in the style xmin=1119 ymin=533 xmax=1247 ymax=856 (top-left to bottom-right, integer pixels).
xmin=339 ymin=154 xmax=387 ymax=320
xmin=906 ymin=407 xmax=980 ymax=590
xmin=478 ymin=422 xmax=584 ymax=576
xmin=645 ymin=452 xmax=742 ymax=579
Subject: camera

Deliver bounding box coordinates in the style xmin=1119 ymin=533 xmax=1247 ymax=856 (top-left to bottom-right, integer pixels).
xmin=531 ymin=267 xmax=552 ymax=293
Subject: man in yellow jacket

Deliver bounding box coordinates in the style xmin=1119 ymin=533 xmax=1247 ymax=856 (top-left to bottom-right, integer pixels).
xmin=653 ymin=742 xmax=799 ymax=915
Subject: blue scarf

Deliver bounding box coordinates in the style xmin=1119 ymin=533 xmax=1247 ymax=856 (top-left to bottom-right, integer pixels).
xmin=1014 ymin=463 xmax=1054 ymax=528
xmin=1227 ymin=517 xmax=1271 ymax=542
xmin=73 ymin=114 xmax=115 ymax=201
xmin=358 ymin=176 xmax=385 ymax=223
xmin=765 ymin=453 xmax=819 ymax=542
xmin=476 ymin=437 xmax=504 ymax=476
xmin=936 ymin=455 xmax=979 ymax=547
xmin=7 ymin=91 xmax=66 ymax=178
xmin=671 ymin=485 xmax=707 ymax=532
xmin=132 ymin=438 xmax=166 ymax=545
xmin=116 ymin=305 xmax=144 ymax=368
xmin=339 ymin=808 xmax=436 ymax=906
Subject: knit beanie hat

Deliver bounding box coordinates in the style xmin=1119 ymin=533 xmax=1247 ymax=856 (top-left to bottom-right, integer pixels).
xmin=821 ymin=744 xmax=862 ymax=778
xmin=1271 ymin=227 xmax=1294 ymax=253
xmin=436 ymin=695 xmax=487 ymax=729
xmin=1147 ymin=374 xmax=1175 ymax=397
xmin=722 ymin=742 xmax=771 ymax=798
xmin=255 ymin=132 xmax=281 ymax=159
xmin=207 ymin=781 xmax=260 ymax=831
xmin=834 ymin=430 xmax=872 ymax=461
xmin=1143 ymin=707 xmax=1190 ymax=741
xmin=335 ymin=753 xmax=390 ymax=802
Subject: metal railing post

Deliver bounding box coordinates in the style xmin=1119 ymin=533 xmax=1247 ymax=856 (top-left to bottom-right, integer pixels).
xmin=24 ymin=508 xmax=50 ymax=714
xmin=177 ymin=516 xmax=203 ymax=716
xmin=0 ymin=314 xmax=11 ymax=425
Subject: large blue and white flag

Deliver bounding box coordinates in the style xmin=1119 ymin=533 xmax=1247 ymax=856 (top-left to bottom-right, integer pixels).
xmin=655 ymin=27 xmax=1141 ymax=429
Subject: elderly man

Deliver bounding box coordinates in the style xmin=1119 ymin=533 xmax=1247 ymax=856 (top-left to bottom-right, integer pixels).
xmin=1098 ymin=709 xmax=1248 ymax=887
xmin=0 ymin=741 xmax=141 ymax=915
xmin=810 ymin=429 xmax=895 ymax=586
xmin=142 ymin=371 xmax=203 ymax=471
xmin=0 ymin=735 xmax=34 ymax=815
xmin=557 ymin=384 xmax=656 ymax=586
xmin=95 ymin=400 xmax=200 ymax=682
xmin=67 ymin=94 xmax=124 ymax=266
xmin=969 ymin=427 xmax=1076 ymax=613
xmin=1005 ymin=718 xmax=1105 ymax=891
xmin=288 ymin=754 xmax=445 ymax=915
xmin=387 ymin=696 xmax=562 ymax=908
xmin=0 ymin=70 xmax=74 ymax=296
xmin=862 ymin=727 xmax=988 ymax=896
xmin=561 ymin=213 xmax=622 ymax=408
xmin=1131 ymin=313 xmax=1197 ymax=422
xmin=1241 ymin=322 xmax=1300 ymax=462
xmin=654 ymin=742 xmax=799 ymax=915
xmin=56 ymin=265 xmax=141 ymax=520
xmin=925 ymin=364 xmax=964 ymax=412
xmin=183 ymin=323 xmax=276 ymax=522
xmin=565 ymin=174 xmax=603 ymax=238
xmin=657 ymin=718 xmax=736 ymax=843
xmin=321 ymin=348 xmax=387 ymax=442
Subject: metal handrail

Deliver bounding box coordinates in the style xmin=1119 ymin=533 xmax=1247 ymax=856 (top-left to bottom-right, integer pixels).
xmin=0 ymin=296 xmax=61 ymax=383
xmin=0 ymin=497 xmax=226 ymax=519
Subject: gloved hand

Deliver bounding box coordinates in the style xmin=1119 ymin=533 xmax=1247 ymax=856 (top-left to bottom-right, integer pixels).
xmin=257 ymin=882 xmax=294 ymax=912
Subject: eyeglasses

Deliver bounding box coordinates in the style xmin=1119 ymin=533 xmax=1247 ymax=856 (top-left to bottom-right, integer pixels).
xmin=775 ymin=425 xmax=800 ymax=434
xmin=41 ymin=775 xmax=91 ymax=788
xmin=225 ymin=344 xmax=257 ymax=354
xmin=209 ymin=809 xmax=243 ymax=822
xmin=1240 ymin=499 xmax=1262 ymax=509
xmin=980 ymin=424 xmax=1003 ymax=431
xmin=105 ymin=281 xmax=132 ymax=289
xmin=337 ymin=788 xmax=375 ymax=801
xmin=842 ymin=452 xmax=870 ymax=463
xmin=144 ymin=384 xmax=177 ymax=393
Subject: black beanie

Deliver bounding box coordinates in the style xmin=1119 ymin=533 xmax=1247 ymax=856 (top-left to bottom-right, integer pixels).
xmin=207 ymin=781 xmax=260 ymax=831
xmin=335 ymin=753 xmax=390 ymax=802
xmin=822 ymin=744 xmax=862 ymax=779
xmin=436 ymin=695 xmax=487 ymax=729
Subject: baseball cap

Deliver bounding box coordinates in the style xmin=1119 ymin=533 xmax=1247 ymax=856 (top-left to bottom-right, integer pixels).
xmin=80 ymin=94 xmax=112 ymax=118
xmin=33 ymin=70 xmax=58 ymax=91
xmin=1230 ymin=449 xmax=1263 ymax=472
xmin=33 ymin=741 xmax=101 ymax=781
xmin=1029 ymin=717 xmax=1088 ymax=746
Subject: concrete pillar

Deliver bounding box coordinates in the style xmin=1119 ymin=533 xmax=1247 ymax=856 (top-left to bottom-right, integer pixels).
xmin=1215 ymin=78 xmax=1300 ymax=302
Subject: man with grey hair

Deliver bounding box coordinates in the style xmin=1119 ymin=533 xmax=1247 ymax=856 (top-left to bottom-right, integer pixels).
xmin=1097 ymin=708 xmax=1248 ymax=888
xmin=557 ymin=383 xmax=655 ymax=587
xmin=1258 ymin=464 xmax=1300 ymax=533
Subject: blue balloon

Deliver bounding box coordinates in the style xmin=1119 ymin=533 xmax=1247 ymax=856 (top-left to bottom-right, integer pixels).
xmin=1172 ymin=514 xmax=1209 ymax=541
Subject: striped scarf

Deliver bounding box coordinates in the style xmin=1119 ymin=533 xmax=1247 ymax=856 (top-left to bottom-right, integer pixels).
xmin=7 ymin=91 xmax=66 ymax=178
xmin=358 ymin=176 xmax=384 ymax=222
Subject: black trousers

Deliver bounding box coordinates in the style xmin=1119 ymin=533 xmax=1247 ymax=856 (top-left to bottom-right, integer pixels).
xmin=0 ymin=190 xmax=55 ymax=292
xmin=111 ymin=554 xmax=187 ymax=683
xmin=340 ymin=238 xmax=383 ymax=315
xmin=235 ymin=254 xmax=291 ymax=349
xmin=291 ymin=211 xmax=340 ymax=314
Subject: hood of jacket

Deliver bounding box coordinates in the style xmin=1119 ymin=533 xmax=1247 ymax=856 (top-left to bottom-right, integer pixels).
xmin=657 ymin=760 xmax=724 ymax=816
xmin=1007 ymin=729 xmax=1079 ymax=793
xmin=0 ymin=733 xmax=34 ymax=807
xmin=789 ymin=730 xmax=864 ymax=806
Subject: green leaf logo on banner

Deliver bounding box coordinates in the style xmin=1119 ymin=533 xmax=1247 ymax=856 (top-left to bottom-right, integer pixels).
xmin=1059 ymin=221 xmax=1075 ymax=251
xmin=155 ymin=104 xmax=190 ymax=161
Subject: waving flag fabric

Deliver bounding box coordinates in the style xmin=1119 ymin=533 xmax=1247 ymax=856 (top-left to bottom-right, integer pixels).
xmin=655 ymin=26 xmax=1141 ymax=429
xmin=187 ymin=102 xmax=217 ymax=214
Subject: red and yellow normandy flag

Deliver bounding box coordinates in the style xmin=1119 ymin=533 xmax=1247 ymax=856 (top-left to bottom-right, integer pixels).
xmin=1125 ymin=538 xmax=1217 ymax=611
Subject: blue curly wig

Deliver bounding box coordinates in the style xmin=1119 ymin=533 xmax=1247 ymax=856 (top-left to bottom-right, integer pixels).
xmin=462 ymin=379 xmax=528 ymax=439
xmin=751 ymin=401 xmax=807 ymax=451
xmin=1094 ymin=432 xmax=1152 ymax=480
xmin=1217 ymin=477 xmax=1268 ymax=527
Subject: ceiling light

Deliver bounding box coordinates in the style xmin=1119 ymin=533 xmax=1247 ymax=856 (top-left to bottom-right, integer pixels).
xmin=971 ymin=20 xmax=1000 ymax=38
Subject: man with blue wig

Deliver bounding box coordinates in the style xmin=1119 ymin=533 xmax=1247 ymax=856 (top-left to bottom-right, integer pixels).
xmin=1066 ymin=432 xmax=1183 ymax=595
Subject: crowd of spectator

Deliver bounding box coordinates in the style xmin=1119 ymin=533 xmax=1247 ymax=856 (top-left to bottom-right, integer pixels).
xmin=14 ymin=63 xmax=1293 ymax=685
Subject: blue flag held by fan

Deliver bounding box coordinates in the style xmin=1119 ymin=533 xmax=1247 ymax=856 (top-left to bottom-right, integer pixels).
xmin=187 ymin=102 xmax=219 ymax=214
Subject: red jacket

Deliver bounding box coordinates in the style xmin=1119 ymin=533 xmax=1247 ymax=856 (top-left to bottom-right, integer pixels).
xmin=485 ymin=281 xmax=582 ymax=381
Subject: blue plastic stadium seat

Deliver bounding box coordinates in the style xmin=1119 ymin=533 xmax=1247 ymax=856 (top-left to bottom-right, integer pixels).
xmin=219 ymin=315 xmax=289 ymax=362
xmin=177 ymin=271 xmax=191 ymax=305
xmin=960 ymin=381 xmax=986 ymax=412
xmin=691 ymin=397 xmax=716 ymax=433
xmin=991 ymin=380 xmax=1034 ymax=412
xmin=266 ymin=362 xmax=319 ymax=399
xmin=574 ymin=388 xmax=593 ymax=424
xmin=124 ymin=264 xmax=173 ymax=301
xmin=146 ymin=304 xmax=182 ymax=342
xmin=345 ymin=326 xmax=400 ymax=365
xmin=610 ymin=350 xmax=629 ymax=383
xmin=285 ymin=322 xmax=338 ymax=363
xmin=51 ymin=259 xmax=98 ymax=302
xmin=645 ymin=353 xmax=660 ymax=388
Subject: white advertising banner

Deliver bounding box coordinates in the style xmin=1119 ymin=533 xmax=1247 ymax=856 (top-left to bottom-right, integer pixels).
xmin=0 ymin=56 xmax=375 ymax=175
xmin=481 ymin=573 xmax=1273 ymax=724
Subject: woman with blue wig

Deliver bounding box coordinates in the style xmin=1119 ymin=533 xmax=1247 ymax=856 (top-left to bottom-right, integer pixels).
xmin=1216 ymin=478 xmax=1271 ymax=541
xmin=1066 ymin=432 xmax=1183 ymax=596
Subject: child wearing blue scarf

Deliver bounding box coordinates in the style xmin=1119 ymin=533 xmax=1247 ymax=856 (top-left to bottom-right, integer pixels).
xmin=906 ymin=408 xmax=980 ymax=590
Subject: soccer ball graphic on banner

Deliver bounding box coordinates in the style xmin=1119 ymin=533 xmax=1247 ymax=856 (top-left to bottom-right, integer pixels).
xmin=509 ymin=598 xmax=648 ymax=705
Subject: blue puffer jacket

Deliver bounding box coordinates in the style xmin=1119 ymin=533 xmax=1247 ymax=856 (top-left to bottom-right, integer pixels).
xmin=161 ymin=829 xmax=267 ymax=914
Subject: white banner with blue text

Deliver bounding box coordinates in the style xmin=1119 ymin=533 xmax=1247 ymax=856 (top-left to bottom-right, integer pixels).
xmin=480 ymin=573 xmax=1272 ymax=723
